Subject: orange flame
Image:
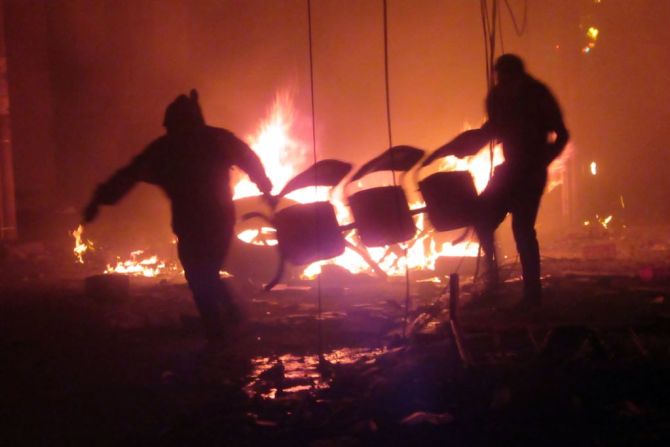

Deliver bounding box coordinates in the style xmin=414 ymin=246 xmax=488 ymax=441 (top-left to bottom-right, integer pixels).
xmin=104 ymin=250 xmax=168 ymax=278
xmin=234 ymin=92 xmax=309 ymax=200
xmin=71 ymin=224 xmax=94 ymax=263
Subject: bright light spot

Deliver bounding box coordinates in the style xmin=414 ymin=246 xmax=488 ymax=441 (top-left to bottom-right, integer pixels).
xmin=590 ymin=161 xmax=597 ymax=176
xmin=586 ymin=26 xmax=599 ymax=41
xmin=596 ymin=214 xmax=613 ymax=230
xmin=237 ymin=227 xmax=278 ymax=246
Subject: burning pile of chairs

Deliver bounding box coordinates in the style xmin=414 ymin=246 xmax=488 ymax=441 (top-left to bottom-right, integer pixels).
xmin=243 ymin=146 xmax=481 ymax=289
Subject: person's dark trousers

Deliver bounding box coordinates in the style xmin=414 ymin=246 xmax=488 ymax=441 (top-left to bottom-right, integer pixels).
xmin=474 ymin=163 xmax=547 ymax=301
xmin=177 ymin=230 xmax=233 ymax=339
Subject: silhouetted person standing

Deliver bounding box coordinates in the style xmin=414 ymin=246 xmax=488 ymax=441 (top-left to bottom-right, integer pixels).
xmin=83 ymin=90 xmax=273 ymax=339
xmin=434 ymin=54 xmax=569 ymax=308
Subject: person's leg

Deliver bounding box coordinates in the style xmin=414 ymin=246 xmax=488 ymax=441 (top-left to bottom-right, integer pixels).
xmin=178 ymin=240 xmax=226 ymax=339
xmin=510 ymin=173 xmax=546 ymax=305
xmin=215 ymin=226 xmax=240 ymax=324
xmin=474 ymin=168 xmax=511 ymax=291
xmin=474 ymin=220 xmax=499 ymax=286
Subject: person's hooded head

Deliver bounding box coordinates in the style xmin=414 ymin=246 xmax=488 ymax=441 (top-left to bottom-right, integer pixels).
xmin=494 ymin=54 xmax=526 ymax=87
xmin=163 ymin=89 xmax=205 ymax=135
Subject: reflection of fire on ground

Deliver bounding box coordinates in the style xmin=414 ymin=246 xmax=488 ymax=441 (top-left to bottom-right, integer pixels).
xmin=72 ymin=91 xmax=570 ymax=280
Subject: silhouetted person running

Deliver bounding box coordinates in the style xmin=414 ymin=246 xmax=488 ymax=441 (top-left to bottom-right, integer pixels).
xmin=83 ymin=90 xmax=273 ymax=339
xmin=433 ymin=54 xmax=569 ymax=308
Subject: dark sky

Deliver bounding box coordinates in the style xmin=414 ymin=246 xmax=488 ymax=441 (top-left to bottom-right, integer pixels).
xmin=4 ymin=0 xmax=670 ymax=235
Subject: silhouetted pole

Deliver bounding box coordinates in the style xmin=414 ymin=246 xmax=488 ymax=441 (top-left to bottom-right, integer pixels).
xmin=448 ymin=273 xmax=471 ymax=366
xmin=0 ymin=2 xmax=17 ymax=240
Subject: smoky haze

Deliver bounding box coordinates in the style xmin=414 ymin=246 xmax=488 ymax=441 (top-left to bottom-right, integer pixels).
xmin=3 ymin=0 xmax=670 ymax=242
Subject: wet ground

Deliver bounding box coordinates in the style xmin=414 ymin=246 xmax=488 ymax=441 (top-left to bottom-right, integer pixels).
xmin=3 ymin=257 xmax=670 ymax=446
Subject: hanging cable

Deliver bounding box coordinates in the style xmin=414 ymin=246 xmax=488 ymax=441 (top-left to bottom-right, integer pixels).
xmin=488 ymin=0 xmax=497 ymax=180
xmin=498 ymin=4 xmax=505 ymax=54
xmin=480 ymin=0 xmax=491 ymax=87
xmin=489 ymin=0 xmax=498 ymax=87
xmin=474 ymin=0 xmax=499 ymax=283
xmin=382 ymin=0 xmax=395 ymax=152
xmin=306 ymin=0 xmax=325 ymax=364
xmin=503 ymin=0 xmax=527 ymax=36
xmin=382 ymin=0 xmax=412 ymax=339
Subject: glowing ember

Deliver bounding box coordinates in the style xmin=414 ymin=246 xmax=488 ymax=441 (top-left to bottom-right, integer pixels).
xmin=584 ymin=214 xmax=615 ymax=230
xmin=71 ymin=224 xmax=94 ymax=263
xmin=597 ymin=214 xmax=613 ymax=229
xmin=104 ymin=250 xmax=168 ymax=278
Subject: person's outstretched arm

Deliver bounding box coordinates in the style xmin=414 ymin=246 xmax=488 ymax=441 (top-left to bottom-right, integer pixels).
xmin=82 ymin=141 xmax=159 ymax=223
xmin=225 ymin=132 xmax=273 ymax=198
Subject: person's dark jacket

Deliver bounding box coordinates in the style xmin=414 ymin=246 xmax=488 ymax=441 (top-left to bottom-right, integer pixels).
xmin=91 ymin=125 xmax=272 ymax=240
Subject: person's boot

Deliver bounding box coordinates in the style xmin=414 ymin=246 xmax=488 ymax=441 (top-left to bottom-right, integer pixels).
xmin=513 ymin=283 xmax=542 ymax=311
xmin=465 ymin=266 xmax=501 ymax=309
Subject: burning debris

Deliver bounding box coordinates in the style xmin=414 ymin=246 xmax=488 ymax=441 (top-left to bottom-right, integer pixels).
xmin=104 ymin=250 xmax=170 ymax=278
xmin=70 ymin=225 xmax=175 ymax=278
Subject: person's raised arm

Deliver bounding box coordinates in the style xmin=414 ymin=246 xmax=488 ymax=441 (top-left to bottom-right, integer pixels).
xmin=82 ymin=142 xmax=159 ymax=223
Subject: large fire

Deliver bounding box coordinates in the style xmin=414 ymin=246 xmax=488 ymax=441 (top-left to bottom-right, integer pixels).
xmin=72 ymin=92 xmax=568 ymax=282
xmin=239 ymin=94 xmax=511 ymax=279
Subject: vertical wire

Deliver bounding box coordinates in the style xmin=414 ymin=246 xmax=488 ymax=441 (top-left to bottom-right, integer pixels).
xmin=307 ymin=0 xmax=324 ymax=361
xmin=382 ymin=0 xmax=411 ymax=339
xmin=488 ymin=0 xmax=497 ymax=179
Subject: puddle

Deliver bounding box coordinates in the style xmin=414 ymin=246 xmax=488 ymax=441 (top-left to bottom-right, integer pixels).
xmin=245 ymin=347 xmax=386 ymax=399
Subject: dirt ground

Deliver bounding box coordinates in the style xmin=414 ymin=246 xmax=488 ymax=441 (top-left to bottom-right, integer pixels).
xmin=2 ymin=256 xmax=670 ymax=446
